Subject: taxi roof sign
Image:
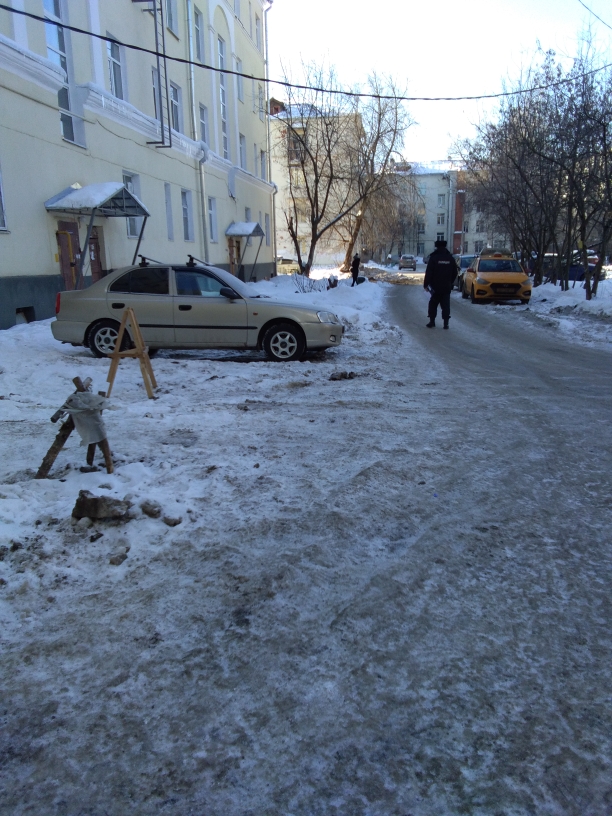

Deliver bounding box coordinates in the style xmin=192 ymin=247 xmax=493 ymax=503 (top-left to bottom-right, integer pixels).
xmin=479 ymin=248 xmax=512 ymax=259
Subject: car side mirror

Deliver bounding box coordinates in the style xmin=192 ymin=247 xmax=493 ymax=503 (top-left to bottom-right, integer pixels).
xmin=220 ymin=287 xmax=241 ymax=300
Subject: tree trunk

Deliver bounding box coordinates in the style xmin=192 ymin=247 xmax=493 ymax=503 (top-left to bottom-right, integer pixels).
xmin=341 ymin=210 xmax=365 ymax=272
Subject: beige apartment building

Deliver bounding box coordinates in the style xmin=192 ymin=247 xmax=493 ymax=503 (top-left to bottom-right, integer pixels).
xmin=0 ymin=0 xmax=275 ymax=330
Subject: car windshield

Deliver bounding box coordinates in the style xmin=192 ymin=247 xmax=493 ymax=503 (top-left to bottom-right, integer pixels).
xmin=479 ymin=259 xmax=523 ymax=273
xmin=460 ymin=256 xmax=476 ymax=268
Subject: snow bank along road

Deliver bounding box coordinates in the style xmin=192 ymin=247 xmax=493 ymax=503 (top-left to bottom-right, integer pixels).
xmin=0 ymin=278 xmax=611 ymax=815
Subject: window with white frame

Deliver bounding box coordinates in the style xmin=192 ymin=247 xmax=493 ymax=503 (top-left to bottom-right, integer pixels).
xmin=436 ymin=232 xmax=445 ymax=242
xmin=251 ymin=78 xmax=256 ymax=112
xmin=181 ymin=190 xmax=194 ymax=241
xmin=194 ymin=7 xmax=204 ymax=61
xmin=265 ymin=213 xmax=270 ymax=246
xmin=0 ymin=162 xmax=7 ymax=230
xmin=255 ymin=14 xmax=261 ymax=50
xmin=44 ymin=1 xmax=74 ymax=142
xmin=169 ymin=83 xmax=181 ymax=132
xmin=122 ymin=173 xmax=140 ymax=237
xmin=239 ymin=134 xmax=247 ymax=169
xmin=107 ymin=38 xmax=124 ymax=100
xmin=463 ymin=241 xmax=468 ymax=254
xmin=417 ymin=222 xmax=425 ymax=234
xmin=417 ymin=242 xmax=424 ymax=255
xmin=152 ymin=68 xmax=161 ymax=120
xmin=260 ymin=150 xmax=266 ymax=181
xmin=236 ymin=57 xmax=244 ymax=102
xmin=474 ymin=240 xmax=484 ymax=253
xmin=437 ymin=193 xmax=445 ymax=207
xmin=208 ymin=197 xmax=218 ymax=242
xmin=166 ymin=0 xmax=177 ymax=34
xmin=218 ymin=37 xmax=229 ymax=160
xmin=463 ymin=221 xmax=469 ymax=233
xmin=258 ymin=84 xmax=264 ymax=120
xmin=436 ymin=212 xmax=445 ymax=226
xmin=245 ymin=206 xmax=252 ymax=245
xmin=253 ymin=143 xmax=258 ymax=177
xmin=476 ymin=219 xmax=485 ymax=233
xmin=164 ymin=183 xmax=174 ymax=241
xmin=199 ymin=104 xmax=209 ymax=143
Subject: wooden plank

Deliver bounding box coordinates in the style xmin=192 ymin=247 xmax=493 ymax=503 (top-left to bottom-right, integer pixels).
xmin=36 ymin=417 xmax=75 ymax=479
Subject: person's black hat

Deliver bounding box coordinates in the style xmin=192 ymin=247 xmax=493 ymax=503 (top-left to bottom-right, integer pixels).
xmin=434 ymin=240 xmax=447 ymax=248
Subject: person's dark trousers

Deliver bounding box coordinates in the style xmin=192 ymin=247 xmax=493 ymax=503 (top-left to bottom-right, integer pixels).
xmin=428 ymin=289 xmax=451 ymax=322
xmin=351 ymin=275 xmax=358 ymax=287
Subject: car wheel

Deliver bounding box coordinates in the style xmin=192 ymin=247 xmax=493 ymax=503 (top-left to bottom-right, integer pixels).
xmin=461 ymin=282 xmax=469 ymax=299
xmin=470 ymin=286 xmax=477 ymax=304
xmin=263 ymin=322 xmax=305 ymax=362
xmin=88 ymin=319 xmax=130 ymax=358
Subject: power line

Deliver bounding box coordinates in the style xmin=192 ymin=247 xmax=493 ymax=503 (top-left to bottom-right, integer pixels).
xmin=576 ymin=0 xmax=612 ymax=33
xmin=1 ymin=3 xmax=611 ymax=104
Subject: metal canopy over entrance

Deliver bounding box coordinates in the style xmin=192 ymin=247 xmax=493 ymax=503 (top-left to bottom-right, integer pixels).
xmin=225 ymin=222 xmax=265 ymax=282
xmin=45 ymin=183 xmax=151 ymax=287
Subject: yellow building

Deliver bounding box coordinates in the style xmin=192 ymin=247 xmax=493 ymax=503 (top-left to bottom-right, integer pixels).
xmin=0 ymin=0 xmax=275 ymax=330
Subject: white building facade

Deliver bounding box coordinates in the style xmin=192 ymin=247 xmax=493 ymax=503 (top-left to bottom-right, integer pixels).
xmin=0 ymin=0 xmax=275 ymax=330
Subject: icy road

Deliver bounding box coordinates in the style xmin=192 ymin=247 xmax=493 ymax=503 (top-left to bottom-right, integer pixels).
xmin=0 ymin=278 xmax=611 ymax=815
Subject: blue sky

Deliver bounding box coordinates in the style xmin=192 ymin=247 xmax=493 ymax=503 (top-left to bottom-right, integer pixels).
xmin=266 ymin=0 xmax=612 ymax=161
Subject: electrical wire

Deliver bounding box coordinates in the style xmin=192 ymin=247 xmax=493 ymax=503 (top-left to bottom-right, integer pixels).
xmin=1 ymin=3 xmax=612 ymax=103
xmin=576 ymin=0 xmax=612 ymax=33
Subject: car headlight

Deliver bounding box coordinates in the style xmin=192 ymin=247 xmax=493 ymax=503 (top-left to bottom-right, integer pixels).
xmin=476 ymin=277 xmax=490 ymax=285
xmin=520 ymin=278 xmax=531 ymax=286
xmin=317 ymin=311 xmax=339 ymax=323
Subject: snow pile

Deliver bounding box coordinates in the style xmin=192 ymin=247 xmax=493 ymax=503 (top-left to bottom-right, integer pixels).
xmin=529 ymin=277 xmax=612 ymax=319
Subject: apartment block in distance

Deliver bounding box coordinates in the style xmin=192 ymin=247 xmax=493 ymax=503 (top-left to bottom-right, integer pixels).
xmin=0 ymin=0 xmax=275 ymax=330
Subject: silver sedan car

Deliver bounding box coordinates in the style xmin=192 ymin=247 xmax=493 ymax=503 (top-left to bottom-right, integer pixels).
xmin=51 ymin=262 xmax=343 ymax=362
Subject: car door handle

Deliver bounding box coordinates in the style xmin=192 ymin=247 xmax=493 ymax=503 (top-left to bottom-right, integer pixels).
xmin=111 ymin=302 xmax=125 ymax=309
xmin=179 ymin=304 xmax=192 ymax=311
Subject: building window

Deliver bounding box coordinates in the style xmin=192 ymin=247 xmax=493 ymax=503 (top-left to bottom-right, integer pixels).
xmin=152 ymin=68 xmax=160 ymax=120
xmin=208 ymin=197 xmax=218 ymax=242
xmin=260 ymin=149 xmax=267 ymax=181
xmin=463 ymin=222 xmax=469 ymax=233
xmin=164 ymin=183 xmax=174 ymax=241
xmin=258 ymin=84 xmax=264 ymax=121
xmin=234 ymin=0 xmax=241 ymax=18
xmin=44 ymin=1 xmax=74 ymax=141
xmin=170 ymin=83 xmax=181 ymax=132
xmin=255 ymin=14 xmax=261 ymax=50
xmin=245 ymin=206 xmax=252 ymax=245
xmin=436 ymin=232 xmax=445 ymax=242
xmin=236 ymin=57 xmax=244 ymax=102
xmin=0 ymin=162 xmax=7 ymax=230
xmin=107 ymin=39 xmax=124 ymax=100
xmin=463 ymin=241 xmax=468 ymax=254
xmin=199 ymin=104 xmax=208 ymax=143
xmin=194 ymin=7 xmax=204 ymax=61
xmin=417 ymin=222 xmax=425 ymax=234
xmin=218 ymin=37 xmax=229 ymax=160
xmin=265 ymin=212 xmax=270 ymax=246
xmin=166 ymin=0 xmax=177 ymax=34
xmin=476 ymin=220 xmax=485 ymax=233
xmin=437 ymin=193 xmax=445 ymax=207
xmin=474 ymin=240 xmax=484 ymax=253
xmin=417 ymin=242 xmax=424 ymax=255
xmin=181 ymin=190 xmax=193 ymax=241
xmin=436 ymin=213 xmax=445 ymax=226
xmin=253 ymin=143 xmax=258 ymax=177
xmin=122 ymin=173 xmax=141 ymax=237
xmin=249 ymin=1 xmax=253 ymax=36
xmin=239 ymin=134 xmax=247 ymax=169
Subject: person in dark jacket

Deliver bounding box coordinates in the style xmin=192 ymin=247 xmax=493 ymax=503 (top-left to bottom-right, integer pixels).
xmin=423 ymin=240 xmax=457 ymax=329
xmin=350 ymin=254 xmax=360 ymax=287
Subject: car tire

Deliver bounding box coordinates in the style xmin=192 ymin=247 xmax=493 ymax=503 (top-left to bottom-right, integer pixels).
xmin=263 ymin=322 xmax=305 ymax=362
xmin=461 ymin=282 xmax=469 ymax=299
xmin=470 ymin=286 xmax=477 ymax=304
xmin=88 ymin=319 xmax=130 ymax=358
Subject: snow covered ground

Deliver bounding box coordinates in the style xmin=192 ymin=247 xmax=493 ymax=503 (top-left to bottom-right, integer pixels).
xmin=1 ymin=274 xmax=611 ymax=814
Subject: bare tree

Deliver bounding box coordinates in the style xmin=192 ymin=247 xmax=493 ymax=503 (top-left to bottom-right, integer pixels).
xmin=272 ymin=66 xmax=410 ymax=275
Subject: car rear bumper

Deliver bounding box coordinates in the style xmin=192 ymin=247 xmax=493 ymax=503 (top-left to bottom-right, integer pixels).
xmin=51 ymin=319 xmax=88 ymax=345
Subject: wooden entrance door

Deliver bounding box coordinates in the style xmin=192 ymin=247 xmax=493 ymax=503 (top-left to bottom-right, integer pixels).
xmin=56 ymin=221 xmax=81 ymax=290
xmin=89 ymin=226 xmax=103 ymax=282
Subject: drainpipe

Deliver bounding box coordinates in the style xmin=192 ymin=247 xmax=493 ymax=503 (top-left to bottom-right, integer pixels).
xmin=263 ymin=0 xmax=277 ymax=276
xmin=186 ymin=0 xmax=209 ymax=262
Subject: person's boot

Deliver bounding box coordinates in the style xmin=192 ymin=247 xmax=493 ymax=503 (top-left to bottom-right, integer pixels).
xmin=426 ymin=319 xmax=435 ymax=328
xmin=443 ymin=319 xmax=449 ymax=330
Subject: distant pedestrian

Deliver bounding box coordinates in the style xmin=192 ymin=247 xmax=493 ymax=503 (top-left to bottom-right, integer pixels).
xmin=350 ymin=253 xmax=360 ymax=287
xmin=423 ymin=240 xmax=457 ymax=329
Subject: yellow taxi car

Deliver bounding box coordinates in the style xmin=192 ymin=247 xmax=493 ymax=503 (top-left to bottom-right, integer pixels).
xmin=462 ymin=249 xmax=531 ymax=304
